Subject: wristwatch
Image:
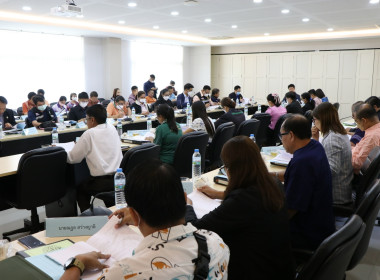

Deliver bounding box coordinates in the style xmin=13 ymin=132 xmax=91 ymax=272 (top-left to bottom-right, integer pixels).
xmin=64 ymin=257 xmax=85 ymax=275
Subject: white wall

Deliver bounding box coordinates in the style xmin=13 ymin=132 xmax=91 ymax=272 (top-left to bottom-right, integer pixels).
xmin=183 ymin=46 xmax=211 ymax=92
xmin=84 ymin=37 xmax=106 ymax=96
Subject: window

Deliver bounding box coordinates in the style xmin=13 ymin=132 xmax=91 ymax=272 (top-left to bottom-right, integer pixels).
xmin=0 ymin=30 xmax=84 ymax=109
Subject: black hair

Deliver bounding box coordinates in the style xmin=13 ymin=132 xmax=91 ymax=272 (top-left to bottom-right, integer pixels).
xmin=150 ymin=74 xmax=155 ymax=79
xmin=32 ymin=95 xmax=45 ymax=105
xmin=308 ymin=89 xmax=316 ymax=96
xmin=131 ymin=86 xmax=138 ymax=91
xmin=137 ymin=91 xmax=146 ymax=98
xmin=37 ymin=89 xmax=45 ymax=95
xmin=301 ymin=92 xmax=315 ymax=108
xmin=156 ymin=104 xmax=178 ymax=134
xmin=78 ymin=92 xmax=89 ymax=99
xmin=211 ymin=88 xmax=220 ymax=97
xmin=115 ymin=95 xmax=125 ymax=103
xmin=356 ymin=104 xmax=378 ymax=120
xmin=192 ymin=101 xmax=215 ymax=137
xmin=288 ymin=84 xmax=295 ymax=89
xmin=170 ymin=80 xmax=175 ymax=85
xmin=203 ymin=85 xmax=211 ymax=91
xmin=282 ymin=115 xmax=311 ymax=140
xmin=266 ymin=93 xmax=281 ymax=107
xmin=166 ymin=86 xmax=173 ymax=91
xmin=315 ymin=89 xmax=325 ymax=98
xmin=159 ymin=88 xmax=169 ymax=100
xmin=125 ymin=159 xmax=186 ymax=228
xmin=365 ymin=96 xmax=380 ymax=108
xmin=184 ymin=83 xmax=194 ymax=91
xmin=285 ymin=91 xmax=296 ymax=101
xmin=221 ymin=97 xmax=236 ymax=109
xmin=28 ymin=92 xmax=36 ymax=100
xmin=0 ymin=96 xmax=8 ymax=104
xmin=86 ymin=104 xmax=107 ymax=124
xmin=59 ymin=96 xmax=67 ymax=102
xmin=90 ymin=91 xmax=98 ymax=98
xmin=234 ymin=85 xmax=241 ymax=91
xmin=70 ymin=93 xmax=77 ymax=100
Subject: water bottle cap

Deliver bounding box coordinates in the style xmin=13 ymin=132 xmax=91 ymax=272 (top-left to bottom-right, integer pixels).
xmin=250 ymin=134 xmax=254 ymax=137
xmin=116 ymin=168 xmax=123 ymax=173
xmin=53 ymin=127 xmax=57 ymax=131
xmin=194 ymin=149 xmax=199 ymax=152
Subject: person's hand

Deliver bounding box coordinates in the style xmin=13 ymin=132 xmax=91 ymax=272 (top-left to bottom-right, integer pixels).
xmin=75 ymin=251 xmax=111 ymax=271
xmin=78 ymin=118 xmax=86 ymax=123
xmin=109 ymin=208 xmax=135 ymax=229
xmin=198 ymin=185 xmax=223 ymax=200
xmin=186 ymin=197 xmax=193 ymax=205
xmin=205 ymin=103 xmax=210 ymax=108
xmin=311 ymin=126 xmax=319 ymax=141
xmin=345 ymin=127 xmax=352 ymax=132
xmin=118 ymin=112 xmax=125 ymax=118
xmin=4 ymin=123 xmax=12 ymax=129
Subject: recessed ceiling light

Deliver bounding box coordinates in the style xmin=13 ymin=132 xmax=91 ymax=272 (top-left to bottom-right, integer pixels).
xmin=281 ymin=9 xmax=290 ymax=14
xmin=253 ymin=0 xmax=263 ymax=3
xmin=231 ymin=25 xmax=238 ymax=29
xmin=171 ymin=11 xmax=179 ymax=16
xmin=76 ymin=14 xmax=84 ymax=18
xmin=182 ymin=30 xmax=188 ymax=33
xmin=153 ymin=25 xmax=159 ymax=29
xmin=264 ymin=33 xmax=270 ymax=36
xmin=128 ymin=2 xmax=137 ymax=7
xmin=327 ymin=28 xmax=334 ymax=32
xmin=370 ymin=0 xmax=379 ymax=4
xmin=302 ymin=18 xmax=310 ymax=22
xmin=118 ymin=20 xmax=125 ymax=24
xmin=205 ymin=18 xmax=212 ymax=23
xmin=22 ymin=6 xmax=31 ymax=11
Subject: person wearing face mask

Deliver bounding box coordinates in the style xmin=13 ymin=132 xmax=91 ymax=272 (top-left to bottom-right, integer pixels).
xmin=52 ymin=96 xmax=68 ymax=114
xmin=67 ymin=93 xmax=79 ymax=110
xmin=214 ymin=97 xmax=245 ymax=135
xmin=193 ymin=85 xmax=211 ymax=108
xmin=107 ymin=95 xmax=130 ymax=119
xmin=152 ymin=88 xmax=174 ymax=111
xmin=145 ymin=89 xmax=157 ymax=104
xmin=88 ymin=91 xmax=100 ymax=107
xmin=0 ymin=96 xmax=16 ymax=129
xmin=176 ymin=83 xmax=194 ymax=109
xmin=68 ymin=92 xmax=89 ymax=122
xmin=130 ymin=91 xmax=151 ymax=116
xmin=27 ymin=94 xmax=57 ymax=128
xmin=228 ymin=85 xmax=244 ymax=104
xmin=210 ymin=88 xmax=221 ymax=106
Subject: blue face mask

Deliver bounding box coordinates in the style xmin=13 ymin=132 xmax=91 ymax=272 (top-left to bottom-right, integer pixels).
xmin=236 ymin=92 xmax=241 ymax=96
xmin=38 ymin=105 xmax=47 ymax=111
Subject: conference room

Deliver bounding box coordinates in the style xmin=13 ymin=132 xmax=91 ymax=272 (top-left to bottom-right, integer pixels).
xmin=0 ymin=0 xmax=380 ymax=279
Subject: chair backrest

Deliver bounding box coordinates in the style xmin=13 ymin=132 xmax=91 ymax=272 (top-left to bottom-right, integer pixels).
xmin=251 ymin=113 xmax=271 ymax=147
xmin=348 ymin=180 xmax=380 ymax=270
xmin=50 ymin=102 xmax=57 ymax=107
xmin=273 ymin=113 xmax=291 ymax=144
xmin=98 ymin=98 xmax=105 ymax=102
xmin=120 ymin=143 xmax=160 ymax=174
xmin=297 ymin=215 xmax=365 ymax=280
xmin=304 ymin=110 xmax=313 ymax=127
xmin=101 ymin=99 xmax=111 ymax=108
xmin=236 ymin=119 xmax=261 ymax=137
xmin=173 ymin=132 xmax=209 ymax=178
xmin=17 ymin=107 xmax=23 ymax=116
xmin=208 ymin=122 xmax=235 ymax=168
xmin=333 ymin=102 xmax=340 ymax=110
xmin=16 ymin=147 xmax=68 ymax=209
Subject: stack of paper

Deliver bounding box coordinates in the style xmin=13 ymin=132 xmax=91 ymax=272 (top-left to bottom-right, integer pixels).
xmin=269 ymin=151 xmax=293 ymax=166
xmin=188 ymin=190 xmax=221 ymax=218
xmin=54 ymin=142 xmax=75 ymax=153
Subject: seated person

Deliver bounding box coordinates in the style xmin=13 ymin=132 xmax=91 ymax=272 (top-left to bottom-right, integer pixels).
xmin=130 ymin=91 xmax=150 ymax=116
xmin=312 ymin=102 xmax=353 ymax=206
xmin=184 ymin=101 xmax=215 ymax=139
xmin=66 ymin=105 xmax=123 ymax=211
xmin=52 ymin=96 xmax=68 ymax=114
xmin=265 ymin=93 xmax=286 ymax=145
xmin=27 ymin=95 xmax=57 ymax=128
xmin=186 ymin=136 xmax=295 ymax=280
xmin=365 ymin=96 xmax=380 ymax=120
xmin=316 ymin=88 xmax=329 ymax=102
xmin=285 ymin=92 xmax=303 ymax=115
xmin=107 ymin=96 xmax=130 ymax=119
xmin=276 ymin=115 xmax=335 ymax=250
xmin=111 ymin=88 xmax=122 ymax=102
xmin=310 ymin=90 xmax=322 ymax=107
xmin=149 ymin=104 xmax=182 ymax=165
xmin=67 ymin=93 xmax=78 ymax=110
xmin=282 ymin=84 xmax=300 ymax=102
xmin=352 ymin=104 xmax=380 ymax=174
xmin=177 ymin=83 xmax=194 ymax=109
xmin=193 ymin=85 xmax=211 ymax=107
xmin=88 ymin=91 xmax=100 ymax=107
xmin=215 ymin=97 xmax=245 ymax=134
xmin=153 ymin=88 xmax=174 ymax=111
xmin=128 ymin=86 xmax=138 ymax=106
xmin=68 ymin=92 xmax=89 ymax=122
xmin=0 ymin=96 xmax=16 ymax=129
xmin=22 ymin=92 xmax=37 ymax=115
xmin=347 ymin=101 xmax=365 ymax=147
xmin=210 ymin=88 xmax=221 ymax=106
xmin=60 ymin=159 xmax=229 ymax=280
xmin=300 ymin=92 xmax=315 ymax=114
xmin=167 ymin=84 xmax=177 ymax=102
xmin=146 ymin=89 xmax=157 ymax=104
xmin=228 ymin=85 xmax=244 ymax=104
xmin=37 ymin=89 xmax=49 ymax=106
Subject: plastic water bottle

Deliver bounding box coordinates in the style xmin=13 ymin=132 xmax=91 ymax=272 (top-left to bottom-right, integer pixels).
xmin=114 ymin=168 xmax=127 ymax=209
xmin=187 ymin=113 xmax=192 ymax=127
xmin=282 ymin=101 xmax=287 ymax=108
xmin=147 ymin=117 xmax=152 ymax=131
xmin=258 ymin=104 xmax=262 ymax=113
xmin=52 ymin=128 xmax=59 ymax=144
xmin=251 ymin=96 xmax=255 ymax=104
xmin=236 ymin=98 xmax=240 ymax=107
xmin=117 ymin=118 xmax=123 ymax=137
xmin=0 ymin=122 xmax=3 ymax=139
xmin=192 ymin=149 xmax=201 ymax=186
xmin=59 ymin=116 xmax=65 ymax=130
xmin=250 ymin=134 xmax=256 ymax=143
xmin=186 ymin=103 xmax=190 ymax=114
xmin=131 ymin=108 xmax=136 ymax=121
xmin=244 ymin=104 xmax=248 ymax=119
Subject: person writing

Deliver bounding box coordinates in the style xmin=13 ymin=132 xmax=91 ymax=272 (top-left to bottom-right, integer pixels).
xmin=52 ymin=96 xmax=68 ymax=114
xmin=106 ymin=96 xmax=130 ymax=119
xmin=67 ymin=93 xmax=78 ymax=110
xmin=0 ymin=96 xmax=16 ymax=129
xmin=68 ymin=92 xmax=89 ymax=122
xmin=60 ymin=160 xmax=229 ymax=280
xmin=210 ymin=88 xmax=221 ymax=106
xmin=214 ymin=97 xmax=245 ymax=134
xmin=130 ymin=91 xmax=150 ymax=116
xmin=186 ymin=136 xmax=295 ymax=280
xmin=88 ymin=91 xmax=100 ymax=107
xmin=27 ymin=95 xmax=57 ymax=128
xmin=183 ymin=101 xmax=215 ymax=140
xmin=153 ymin=88 xmax=174 ymax=110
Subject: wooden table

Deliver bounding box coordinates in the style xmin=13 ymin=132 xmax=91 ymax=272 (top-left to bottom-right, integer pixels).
xmin=0 ymin=154 xmax=23 ymax=178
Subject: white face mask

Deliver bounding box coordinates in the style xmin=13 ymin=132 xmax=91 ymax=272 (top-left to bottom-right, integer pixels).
xmin=163 ymin=96 xmax=170 ymax=101
xmin=116 ymin=105 xmax=124 ymax=110
xmin=80 ymin=102 xmax=88 ymax=108
xmin=188 ymin=91 xmax=196 ymax=97
xmin=140 ymin=98 xmax=146 ymax=103
xmin=72 ymin=97 xmax=78 ymax=101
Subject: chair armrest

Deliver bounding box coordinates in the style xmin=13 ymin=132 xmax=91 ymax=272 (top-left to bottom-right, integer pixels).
xmin=333 ymin=204 xmax=354 ymax=218
xmin=292 ymin=248 xmax=314 ymax=264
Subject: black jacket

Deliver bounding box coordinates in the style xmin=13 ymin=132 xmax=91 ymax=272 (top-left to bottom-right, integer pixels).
xmin=2 ymin=109 xmax=16 ymax=127
xmin=302 ymin=102 xmax=315 ymax=115
xmin=153 ymin=98 xmax=174 ymax=111
xmin=68 ymin=105 xmax=87 ymax=121
xmin=228 ymin=92 xmax=244 ymax=102
xmin=186 ymin=188 xmax=295 ymax=280
xmin=214 ymin=108 xmax=245 ymax=134
xmin=130 ymin=102 xmax=152 ymax=114
xmin=286 ymin=101 xmax=303 ymax=115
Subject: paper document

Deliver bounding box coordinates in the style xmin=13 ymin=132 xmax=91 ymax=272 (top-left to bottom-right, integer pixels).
xmin=270 ymin=151 xmax=293 ymax=166
xmin=54 ymin=141 xmax=75 ymax=153
xmin=207 ymin=105 xmax=220 ymax=111
xmin=188 ymin=190 xmax=221 ymax=218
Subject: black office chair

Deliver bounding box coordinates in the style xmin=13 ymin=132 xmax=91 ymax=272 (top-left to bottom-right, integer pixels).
xmin=251 ymin=113 xmax=271 ymax=148
xmin=173 ymin=132 xmax=209 ymax=178
xmin=296 ymin=215 xmax=365 ymax=280
xmin=205 ymin=122 xmax=235 ymax=171
xmin=98 ymin=98 xmax=105 ymax=103
xmin=333 ymin=102 xmax=340 ymax=111
xmin=2 ymin=147 xmax=68 ymax=240
xmin=101 ymin=99 xmax=111 ymax=108
xmin=271 ymin=113 xmax=291 ymax=146
xmin=236 ymin=119 xmax=260 ymax=137
xmin=304 ymin=110 xmax=313 ymax=127
xmin=120 ymin=143 xmax=160 ymax=174
xmin=50 ymin=102 xmax=57 ymax=107
xmin=16 ymin=107 xmax=23 ymax=116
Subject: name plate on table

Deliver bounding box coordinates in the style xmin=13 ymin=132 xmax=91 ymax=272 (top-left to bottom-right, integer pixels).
xmin=22 ymin=127 xmax=38 ymax=136
xmin=46 ymin=216 xmax=108 ymax=237
xmin=76 ymin=121 xmax=86 ymax=128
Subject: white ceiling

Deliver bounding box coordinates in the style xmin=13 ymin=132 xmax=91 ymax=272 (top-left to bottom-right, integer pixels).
xmin=0 ymin=0 xmax=379 ymax=45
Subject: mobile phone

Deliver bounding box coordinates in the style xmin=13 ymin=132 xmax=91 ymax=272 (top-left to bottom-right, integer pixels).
xmin=18 ymin=235 xmax=45 ymax=249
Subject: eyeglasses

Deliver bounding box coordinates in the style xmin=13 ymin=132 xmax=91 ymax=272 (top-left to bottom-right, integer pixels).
xmin=279 ymin=131 xmax=290 ymax=139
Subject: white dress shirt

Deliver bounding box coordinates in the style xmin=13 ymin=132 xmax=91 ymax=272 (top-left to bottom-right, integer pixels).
xmin=67 ymin=123 xmax=122 ymax=176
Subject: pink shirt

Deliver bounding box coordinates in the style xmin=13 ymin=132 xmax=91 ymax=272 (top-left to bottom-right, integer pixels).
xmin=314 ymin=97 xmax=322 ymax=106
xmin=351 ymin=122 xmax=380 ymax=173
xmin=265 ymin=105 xmax=287 ymax=130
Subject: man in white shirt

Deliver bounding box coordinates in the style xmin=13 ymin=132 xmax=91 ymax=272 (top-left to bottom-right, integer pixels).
xmin=67 ymin=104 xmax=122 ymax=211
xmin=60 ymin=160 xmax=229 ymax=280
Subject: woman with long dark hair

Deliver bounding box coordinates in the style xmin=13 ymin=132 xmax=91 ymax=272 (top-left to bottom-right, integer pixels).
xmin=183 ymin=101 xmax=215 ymax=138
xmin=152 ymin=88 xmax=174 ymax=111
xmin=186 ymin=136 xmax=295 ymax=280
xmin=111 ymin=88 xmax=121 ymax=102
xmin=214 ymin=97 xmax=245 ymax=134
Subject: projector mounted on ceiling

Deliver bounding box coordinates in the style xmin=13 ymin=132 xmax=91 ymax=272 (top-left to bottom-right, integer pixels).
xmin=51 ymin=0 xmax=83 ymax=17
